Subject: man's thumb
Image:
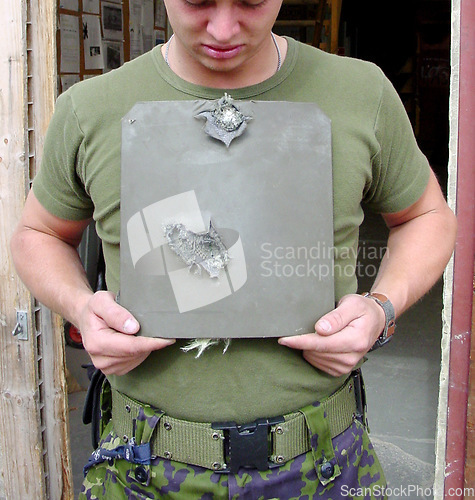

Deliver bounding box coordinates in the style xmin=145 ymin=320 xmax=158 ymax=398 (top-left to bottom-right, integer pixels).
xmin=315 ymin=318 xmax=333 ymax=335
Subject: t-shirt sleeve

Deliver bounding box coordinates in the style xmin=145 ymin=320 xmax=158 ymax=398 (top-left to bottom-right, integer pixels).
xmin=33 ymin=91 xmax=94 ymax=221
xmin=363 ymin=72 xmax=431 ymax=214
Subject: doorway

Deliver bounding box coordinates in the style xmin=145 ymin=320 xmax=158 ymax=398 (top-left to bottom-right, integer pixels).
xmin=273 ymin=0 xmax=451 ymax=497
xmin=65 ymin=2 xmax=452 ymax=498
xmin=342 ymin=1 xmax=450 ymax=498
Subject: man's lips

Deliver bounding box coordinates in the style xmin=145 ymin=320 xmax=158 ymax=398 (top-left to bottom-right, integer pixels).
xmin=202 ymin=44 xmax=244 ymax=59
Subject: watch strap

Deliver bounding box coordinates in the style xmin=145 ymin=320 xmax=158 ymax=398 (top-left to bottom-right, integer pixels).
xmin=361 ymin=292 xmax=396 ymax=351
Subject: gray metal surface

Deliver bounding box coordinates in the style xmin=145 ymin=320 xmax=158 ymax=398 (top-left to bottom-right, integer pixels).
xmin=119 ymin=99 xmax=334 ymax=338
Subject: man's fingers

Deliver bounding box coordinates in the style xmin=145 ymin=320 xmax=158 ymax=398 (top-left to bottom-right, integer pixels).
xmin=301 ymin=354 xmax=343 ymax=377
xmin=314 ymin=294 xmax=363 ymax=335
xmin=278 ymin=332 xmax=343 ymax=352
xmin=302 ymin=350 xmax=362 ymax=377
xmin=78 ymin=290 xmax=176 ymax=376
xmin=279 ymin=293 xmax=387 ymax=376
xmin=90 ymin=337 xmax=175 ymax=375
xmin=86 ymin=329 xmax=175 ymax=358
xmin=279 ymin=324 xmax=371 ymax=354
xmin=279 ymin=332 xmax=319 ymax=350
xmin=89 ymin=290 xmax=140 ymax=334
xmin=92 ymin=352 xmax=150 ymax=376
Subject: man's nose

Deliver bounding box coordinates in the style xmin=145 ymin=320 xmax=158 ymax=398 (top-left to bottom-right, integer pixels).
xmin=206 ymin=8 xmax=240 ymax=42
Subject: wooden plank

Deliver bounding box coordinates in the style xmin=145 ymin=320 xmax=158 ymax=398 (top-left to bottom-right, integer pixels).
xmin=40 ymin=311 xmax=74 ymax=499
xmin=29 ymin=0 xmax=75 ymax=494
xmin=0 ymin=0 xmax=46 ymax=498
xmin=30 ymin=0 xmax=58 ymax=150
xmin=27 ymin=0 xmax=74 ymax=497
xmin=330 ymin=0 xmax=342 ymax=54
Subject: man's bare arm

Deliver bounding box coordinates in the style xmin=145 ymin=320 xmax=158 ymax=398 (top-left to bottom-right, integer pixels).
xmin=11 ymin=191 xmax=94 ymax=322
xmin=279 ymin=170 xmax=457 ymax=376
xmin=11 ymin=191 xmax=175 ymax=375
xmin=374 ymin=170 xmax=457 ymax=316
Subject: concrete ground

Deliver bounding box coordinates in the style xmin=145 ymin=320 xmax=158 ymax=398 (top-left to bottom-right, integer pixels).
xmin=67 ymin=213 xmax=442 ymax=499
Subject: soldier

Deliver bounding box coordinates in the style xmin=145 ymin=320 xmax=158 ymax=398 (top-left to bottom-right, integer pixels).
xmin=11 ymin=0 xmax=456 ymax=498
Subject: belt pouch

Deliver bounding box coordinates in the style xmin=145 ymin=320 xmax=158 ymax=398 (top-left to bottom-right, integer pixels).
xmin=299 ymin=402 xmax=341 ymax=486
xmin=83 ymin=398 xmax=163 ymax=482
xmin=127 ymin=405 xmax=164 ymax=485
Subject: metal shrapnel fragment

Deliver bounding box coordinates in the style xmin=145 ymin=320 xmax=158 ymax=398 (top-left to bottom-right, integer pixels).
xmin=195 ymin=93 xmax=251 ymax=147
xmin=164 ymin=221 xmax=229 ymax=278
xmin=213 ymin=97 xmax=244 ymax=132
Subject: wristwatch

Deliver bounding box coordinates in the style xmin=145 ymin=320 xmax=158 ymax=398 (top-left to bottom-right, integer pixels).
xmin=361 ymin=292 xmax=396 ymax=351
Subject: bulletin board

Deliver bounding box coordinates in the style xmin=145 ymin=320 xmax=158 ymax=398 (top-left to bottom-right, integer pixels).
xmin=57 ymin=0 xmax=168 ymax=93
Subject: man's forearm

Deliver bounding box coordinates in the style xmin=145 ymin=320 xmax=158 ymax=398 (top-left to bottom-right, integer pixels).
xmin=11 ymin=192 xmax=175 ymax=376
xmin=11 ymin=227 xmax=94 ymax=326
xmin=372 ymin=203 xmax=456 ymax=317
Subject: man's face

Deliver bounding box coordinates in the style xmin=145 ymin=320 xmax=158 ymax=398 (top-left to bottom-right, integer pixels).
xmin=163 ymin=0 xmax=284 ymax=86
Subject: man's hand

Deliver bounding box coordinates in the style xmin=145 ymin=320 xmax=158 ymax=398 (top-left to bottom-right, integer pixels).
xmin=78 ymin=291 xmax=175 ymax=376
xmin=278 ymin=294 xmax=386 ymax=377
xmin=278 ymin=171 xmax=457 ymax=377
xmin=10 ymin=192 xmax=176 ymax=377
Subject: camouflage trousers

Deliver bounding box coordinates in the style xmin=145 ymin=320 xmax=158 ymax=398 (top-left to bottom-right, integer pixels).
xmin=80 ymin=386 xmax=387 ymax=500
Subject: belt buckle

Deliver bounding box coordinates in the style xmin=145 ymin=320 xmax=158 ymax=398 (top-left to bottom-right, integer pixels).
xmin=211 ymin=416 xmax=285 ymax=474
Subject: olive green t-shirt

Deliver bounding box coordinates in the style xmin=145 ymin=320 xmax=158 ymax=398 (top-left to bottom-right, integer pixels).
xmin=34 ymin=38 xmax=430 ymax=423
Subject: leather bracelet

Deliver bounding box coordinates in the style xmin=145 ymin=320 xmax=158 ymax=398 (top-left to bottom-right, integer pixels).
xmin=361 ymin=292 xmax=396 ymax=351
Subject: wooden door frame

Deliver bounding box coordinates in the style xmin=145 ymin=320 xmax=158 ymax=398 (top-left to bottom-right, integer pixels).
xmin=0 ymin=0 xmax=73 ymax=498
xmin=435 ymin=0 xmax=475 ymax=497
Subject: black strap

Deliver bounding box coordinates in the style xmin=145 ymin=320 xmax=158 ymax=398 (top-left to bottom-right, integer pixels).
xmin=351 ymin=369 xmax=367 ymax=424
xmin=82 ymin=367 xmax=106 ymax=449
